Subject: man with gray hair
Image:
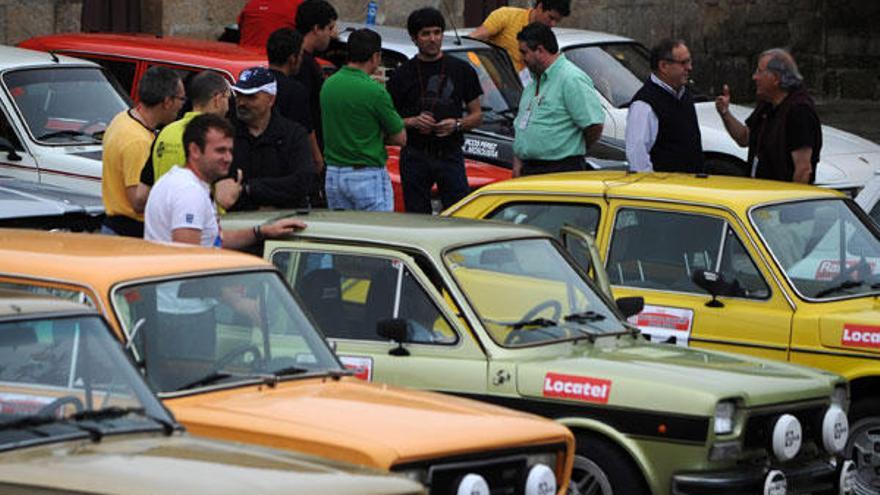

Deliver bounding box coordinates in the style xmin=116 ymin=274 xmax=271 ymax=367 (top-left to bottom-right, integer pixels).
xmin=715 ymin=48 xmax=822 ymax=183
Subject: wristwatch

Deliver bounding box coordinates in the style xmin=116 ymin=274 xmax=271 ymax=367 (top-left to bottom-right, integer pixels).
xmin=455 ymin=119 xmax=462 ymax=132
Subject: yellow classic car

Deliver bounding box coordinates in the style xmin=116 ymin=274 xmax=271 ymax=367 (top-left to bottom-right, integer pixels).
xmin=446 ymin=171 xmax=880 ymax=492
xmin=0 ymin=229 xmax=574 ymax=495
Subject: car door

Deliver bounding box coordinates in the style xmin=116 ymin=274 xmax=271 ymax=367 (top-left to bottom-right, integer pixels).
xmin=266 ymin=242 xmax=490 ymax=394
xmin=603 ymin=201 xmax=793 ymax=361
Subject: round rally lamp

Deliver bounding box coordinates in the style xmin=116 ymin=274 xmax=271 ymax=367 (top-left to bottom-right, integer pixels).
xmin=763 ymin=470 xmax=787 ymax=495
xmin=771 ymin=414 xmax=802 ymax=461
xmin=456 ymin=473 xmax=489 ymax=495
xmin=821 ymin=405 xmax=849 ymax=454
xmin=524 ymin=463 xmax=557 ymax=495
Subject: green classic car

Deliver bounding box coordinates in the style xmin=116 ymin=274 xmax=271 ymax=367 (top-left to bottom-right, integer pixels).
xmin=224 ymin=210 xmax=854 ymax=495
xmin=0 ymin=290 xmax=425 ymax=494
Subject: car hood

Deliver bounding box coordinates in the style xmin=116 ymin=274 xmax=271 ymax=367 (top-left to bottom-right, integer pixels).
xmin=515 ymin=338 xmax=836 ymax=415
xmin=818 ymin=304 xmax=880 ymax=355
xmin=0 ymin=176 xmax=103 ymax=218
xmin=0 ymin=432 xmax=422 ymax=494
xmin=695 ymin=102 xmax=880 ymax=188
xmin=167 ymin=377 xmax=569 ymax=469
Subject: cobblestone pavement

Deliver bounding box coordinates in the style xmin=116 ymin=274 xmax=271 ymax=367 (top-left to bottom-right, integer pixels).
xmin=815 ymin=99 xmax=880 ymax=144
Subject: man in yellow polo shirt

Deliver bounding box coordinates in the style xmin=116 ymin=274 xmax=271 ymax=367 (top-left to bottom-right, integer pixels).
xmin=101 ymin=66 xmax=184 ymax=237
xmin=469 ymin=0 xmax=570 ymax=77
xmin=139 ymin=70 xmax=231 ymax=194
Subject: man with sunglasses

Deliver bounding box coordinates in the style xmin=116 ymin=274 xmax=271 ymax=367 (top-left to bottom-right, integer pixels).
xmin=626 ymin=39 xmax=704 ymax=173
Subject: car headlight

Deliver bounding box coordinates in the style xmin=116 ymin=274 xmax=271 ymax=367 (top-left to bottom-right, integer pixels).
xmin=524 ymin=453 xmax=557 ymax=495
xmin=714 ymin=401 xmax=736 ymax=435
xmin=397 ymin=468 xmax=428 ymax=486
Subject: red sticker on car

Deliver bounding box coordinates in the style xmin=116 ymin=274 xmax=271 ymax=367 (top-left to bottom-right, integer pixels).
xmin=815 ymin=260 xmax=877 ymax=281
xmin=339 ymin=355 xmax=373 ymax=381
xmin=543 ymin=372 xmax=611 ymax=404
xmin=841 ymin=324 xmax=880 ymax=349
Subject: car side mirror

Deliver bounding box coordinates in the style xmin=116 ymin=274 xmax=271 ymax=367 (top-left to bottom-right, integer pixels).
xmin=376 ymin=318 xmax=410 ymax=356
xmin=692 ymin=270 xmax=727 ymax=308
xmin=615 ymin=296 xmax=644 ymax=319
xmin=0 ymin=137 xmax=21 ymax=162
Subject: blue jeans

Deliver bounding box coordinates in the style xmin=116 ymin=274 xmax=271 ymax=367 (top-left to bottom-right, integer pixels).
xmin=400 ymin=146 xmax=469 ymax=214
xmin=324 ymin=165 xmax=393 ymax=211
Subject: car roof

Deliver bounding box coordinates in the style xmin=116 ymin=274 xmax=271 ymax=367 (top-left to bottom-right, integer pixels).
xmin=0 ymin=288 xmax=95 ymax=318
xmin=552 ymin=27 xmax=637 ymax=48
xmin=338 ymin=21 xmax=494 ymax=58
xmin=0 ymin=229 xmax=271 ymax=290
xmin=466 ymin=171 xmax=842 ymax=210
xmin=0 ymin=45 xmax=101 ymax=71
xmin=226 ymin=210 xmax=551 ymax=252
xmin=19 ymin=33 xmax=265 ymax=80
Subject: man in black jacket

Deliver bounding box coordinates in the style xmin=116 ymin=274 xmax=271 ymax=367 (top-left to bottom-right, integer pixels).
xmin=223 ymin=67 xmax=313 ymax=210
xmin=625 ymin=39 xmax=703 ymax=173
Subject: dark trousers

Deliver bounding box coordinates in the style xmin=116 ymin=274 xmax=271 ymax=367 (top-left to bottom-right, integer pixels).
xmin=521 ymin=155 xmax=587 ymax=176
xmin=400 ymin=146 xmax=469 ymax=214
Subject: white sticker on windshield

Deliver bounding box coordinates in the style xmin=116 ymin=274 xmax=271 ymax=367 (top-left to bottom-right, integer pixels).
xmin=627 ymin=305 xmax=693 ymax=347
xmin=0 ymin=392 xmax=56 ymax=415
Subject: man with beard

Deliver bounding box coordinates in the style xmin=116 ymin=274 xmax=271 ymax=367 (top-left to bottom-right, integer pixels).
xmin=224 ymin=67 xmax=313 ymax=210
xmin=387 ymin=7 xmax=482 ymax=213
xmin=144 ymin=113 xmax=304 ymax=248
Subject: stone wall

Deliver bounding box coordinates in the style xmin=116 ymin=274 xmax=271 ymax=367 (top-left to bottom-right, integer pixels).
xmin=3 ymin=0 xmax=876 ymax=101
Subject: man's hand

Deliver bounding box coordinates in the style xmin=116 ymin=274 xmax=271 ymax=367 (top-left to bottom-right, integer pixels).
xmin=215 ymin=169 xmax=243 ymax=209
xmin=433 ymin=118 xmax=457 ymax=137
xmin=260 ymin=218 xmax=307 ymax=239
xmin=512 ymin=156 xmax=524 ymax=178
xmin=715 ymin=84 xmax=731 ymax=116
xmin=409 ymin=111 xmax=436 ymax=135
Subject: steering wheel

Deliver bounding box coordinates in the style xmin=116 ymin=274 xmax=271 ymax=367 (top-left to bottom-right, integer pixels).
xmin=520 ymin=299 xmax=562 ymax=324
xmin=36 ymin=395 xmax=85 ymax=417
xmin=214 ymin=344 xmax=263 ymax=372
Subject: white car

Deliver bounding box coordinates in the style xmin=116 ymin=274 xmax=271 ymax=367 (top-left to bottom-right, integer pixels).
xmin=0 ymin=45 xmax=129 ymax=195
xmin=548 ymin=27 xmax=880 ymax=191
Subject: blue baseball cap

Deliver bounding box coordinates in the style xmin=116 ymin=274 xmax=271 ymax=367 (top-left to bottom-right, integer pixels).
xmin=232 ymin=67 xmax=277 ymax=95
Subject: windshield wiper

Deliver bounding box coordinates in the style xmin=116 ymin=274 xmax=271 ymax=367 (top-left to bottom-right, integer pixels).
xmin=563 ymin=311 xmax=607 ymax=323
xmin=814 ymin=280 xmax=865 ymax=298
xmin=36 ymin=129 xmax=101 ymax=143
xmin=68 ymin=406 xmax=177 ymax=436
xmin=0 ymin=406 xmax=176 ymax=440
xmin=270 ymin=366 xmax=311 ymax=377
xmin=174 ymin=371 xmax=233 ymax=392
xmin=511 ymin=317 xmax=557 ymax=330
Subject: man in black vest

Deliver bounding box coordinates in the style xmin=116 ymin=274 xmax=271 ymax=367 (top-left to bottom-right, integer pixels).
xmin=625 ymin=39 xmax=703 ymax=173
xmin=715 ymin=48 xmax=821 ymax=184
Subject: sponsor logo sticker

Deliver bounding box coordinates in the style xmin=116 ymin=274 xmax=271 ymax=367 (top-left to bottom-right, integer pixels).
xmin=627 ymin=305 xmax=693 ymax=346
xmin=339 ymin=355 xmax=373 ymax=381
xmin=815 ymin=260 xmax=876 ymax=281
xmin=542 ymin=372 xmax=611 ymax=404
xmin=841 ymin=324 xmax=880 ymax=349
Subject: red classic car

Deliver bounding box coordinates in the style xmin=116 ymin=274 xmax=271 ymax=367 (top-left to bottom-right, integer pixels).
xmin=20 ymin=33 xmax=511 ymax=211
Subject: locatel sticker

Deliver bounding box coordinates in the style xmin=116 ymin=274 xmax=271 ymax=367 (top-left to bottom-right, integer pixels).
xmin=543 ymin=372 xmax=611 ymax=404
xmin=339 ymin=355 xmax=373 ymax=381
xmin=841 ymin=324 xmax=880 ymax=349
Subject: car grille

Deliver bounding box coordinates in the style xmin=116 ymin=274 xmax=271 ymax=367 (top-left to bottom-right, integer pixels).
xmin=427 ymin=454 xmax=527 ymax=495
xmin=742 ymin=402 xmax=826 ymax=454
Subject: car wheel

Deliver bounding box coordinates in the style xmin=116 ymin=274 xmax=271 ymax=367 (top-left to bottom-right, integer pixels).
xmin=704 ymin=156 xmax=747 ymax=177
xmin=569 ymin=436 xmax=647 ymax=495
xmin=845 ymin=399 xmax=880 ymax=495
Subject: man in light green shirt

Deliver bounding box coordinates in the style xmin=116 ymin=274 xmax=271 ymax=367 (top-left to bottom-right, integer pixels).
xmin=512 ymin=22 xmax=604 ymax=177
xmin=139 ymin=70 xmax=231 ymax=194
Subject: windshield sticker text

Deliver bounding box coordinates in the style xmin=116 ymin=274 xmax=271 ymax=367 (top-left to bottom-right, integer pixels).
xmin=543 ymin=372 xmax=611 ymax=404
xmin=462 ymin=138 xmax=499 ymax=159
xmin=841 ymin=324 xmax=880 ymax=349
xmin=815 ymin=260 xmax=877 ymax=281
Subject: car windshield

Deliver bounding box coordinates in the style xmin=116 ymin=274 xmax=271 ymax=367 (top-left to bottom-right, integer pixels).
xmin=0 ymin=314 xmax=174 ymax=448
xmin=444 ymin=238 xmax=624 ymax=347
xmin=751 ymin=199 xmax=880 ymax=300
xmin=448 ymin=48 xmax=521 ymax=116
xmin=111 ymin=271 xmax=342 ymax=394
xmin=2 ymin=67 xmax=130 ymax=144
xmin=562 ymin=43 xmax=652 ymax=108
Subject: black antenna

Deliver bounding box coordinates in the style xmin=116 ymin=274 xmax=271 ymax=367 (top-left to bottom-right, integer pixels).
xmin=48 ymin=51 xmax=59 ymax=63
xmin=439 ymin=0 xmax=462 ymax=45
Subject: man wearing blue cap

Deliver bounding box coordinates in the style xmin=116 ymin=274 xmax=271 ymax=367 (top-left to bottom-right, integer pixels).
xmin=223 ymin=66 xmax=313 ymax=210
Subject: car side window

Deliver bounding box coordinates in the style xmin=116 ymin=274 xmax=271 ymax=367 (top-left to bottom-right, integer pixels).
xmin=718 ymin=226 xmax=771 ymax=299
xmin=273 ymin=251 xmax=457 ymax=345
xmin=93 ymin=59 xmax=137 ymax=96
xmin=486 ymin=202 xmax=601 ymax=239
xmin=0 ymin=281 xmax=95 ymax=308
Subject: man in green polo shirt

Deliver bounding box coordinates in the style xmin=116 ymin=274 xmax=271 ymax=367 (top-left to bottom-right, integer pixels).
xmin=320 ymin=28 xmax=405 ymax=211
xmin=512 ymin=22 xmax=604 ymax=177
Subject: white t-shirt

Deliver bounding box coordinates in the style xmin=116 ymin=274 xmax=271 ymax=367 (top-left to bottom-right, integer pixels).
xmin=144 ymin=166 xmax=221 ymax=248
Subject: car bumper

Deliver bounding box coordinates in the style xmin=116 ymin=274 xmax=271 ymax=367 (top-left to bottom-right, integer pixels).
xmin=672 ymin=458 xmax=839 ymax=495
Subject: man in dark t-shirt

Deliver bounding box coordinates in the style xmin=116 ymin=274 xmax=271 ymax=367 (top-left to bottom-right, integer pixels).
xmin=387 ymin=7 xmax=483 ymax=214
xmin=715 ymin=48 xmax=821 ymax=183
xmin=267 ymin=28 xmax=313 ymax=140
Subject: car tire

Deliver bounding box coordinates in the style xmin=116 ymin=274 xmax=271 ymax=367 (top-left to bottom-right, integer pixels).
xmin=845 ymin=398 xmax=880 ymax=495
xmin=704 ymin=156 xmax=747 ymax=177
xmin=569 ymin=435 xmax=648 ymax=495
